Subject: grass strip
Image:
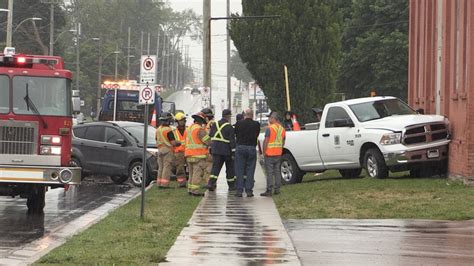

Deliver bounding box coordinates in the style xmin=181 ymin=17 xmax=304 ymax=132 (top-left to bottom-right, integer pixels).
xmin=37 ymin=184 xmax=201 ymax=264
xmin=274 ymin=171 xmax=474 ymax=220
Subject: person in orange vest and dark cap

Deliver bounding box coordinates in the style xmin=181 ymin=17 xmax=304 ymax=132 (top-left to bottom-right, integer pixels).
xmin=156 ymin=112 xmax=180 ymax=188
xmin=261 ymin=111 xmax=286 ymax=196
xmin=207 ymin=109 xmax=236 ymax=191
xmin=173 ymin=111 xmax=187 ymax=188
xmin=185 ymin=111 xmax=211 ymax=196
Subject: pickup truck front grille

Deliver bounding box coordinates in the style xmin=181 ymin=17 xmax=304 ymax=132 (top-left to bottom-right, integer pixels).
xmin=0 ymin=121 xmax=38 ymax=155
xmin=403 ymin=123 xmax=448 ymax=145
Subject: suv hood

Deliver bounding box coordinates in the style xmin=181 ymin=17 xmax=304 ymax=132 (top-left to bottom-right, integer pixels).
xmin=362 ymin=114 xmax=446 ymax=131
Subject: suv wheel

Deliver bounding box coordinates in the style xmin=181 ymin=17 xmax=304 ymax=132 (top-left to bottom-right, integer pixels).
xmin=129 ymin=162 xmax=153 ymax=187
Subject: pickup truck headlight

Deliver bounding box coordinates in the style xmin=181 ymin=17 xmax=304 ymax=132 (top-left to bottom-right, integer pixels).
xmin=380 ymin=133 xmax=402 ymax=145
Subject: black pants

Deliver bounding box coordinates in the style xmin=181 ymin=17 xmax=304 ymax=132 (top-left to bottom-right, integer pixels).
xmin=210 ymin=154 xmax=235 ymax=182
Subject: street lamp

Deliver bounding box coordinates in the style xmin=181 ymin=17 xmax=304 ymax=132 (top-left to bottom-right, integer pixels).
xmin=13 ymin=17 xmax=42 ymax=33
xmin=53 ymin=29 xmax=76 ymax=45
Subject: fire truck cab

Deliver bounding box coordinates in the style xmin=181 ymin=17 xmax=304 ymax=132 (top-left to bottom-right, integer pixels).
xmin=0 ymin=47 xmax=81 ymax=213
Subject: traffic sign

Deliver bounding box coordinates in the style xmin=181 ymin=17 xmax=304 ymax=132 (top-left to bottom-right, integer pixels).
xmin=140 ymin=55 xmax=157 ymax=83
xmin=139 ymin=85 xmax=155 ymax=105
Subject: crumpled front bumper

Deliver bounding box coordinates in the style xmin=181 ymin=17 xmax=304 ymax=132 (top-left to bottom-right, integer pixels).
xmin=383 ymin=140 xmax=450 ymax=166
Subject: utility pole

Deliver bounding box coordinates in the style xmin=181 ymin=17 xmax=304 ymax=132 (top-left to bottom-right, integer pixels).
xmin=75 ymin=22 xmax=81 ymax=91
xmin=203 ymin=0 xmax=211 ymax=104
xmin=147 ymin=32 xmax=150 ymax=55
xmin=140 ymin=31 xmax=144 ymax=55
xmin=171 ymin=44 xmax=175 ymax=89
xmin=114 ymin=44 xmax=119 ymax=80
xmin=176 ymin=40 xmax=180 ymax=89
xmin=156 ymin=32 xmax=160 ymax=84
xmin=96 ymin=38 xmax=102 ymax=120
xmin=226 ymin=0 xmax=231 ymax=109
xmin=6 ymin=0 xmax=13 ymax=47
xmin=127 ymin=27 xmax=131 ymax=80
xmin=166 ymin=38 xmax=171 ymax=88
xmin=160 ymin=35 xmax=166 ymax=85
xmin=49 ymin=3 xmax=54 ymax=55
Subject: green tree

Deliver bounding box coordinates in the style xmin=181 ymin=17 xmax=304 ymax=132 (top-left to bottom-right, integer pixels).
xmin=230 ymin=0 xmax=342 ymax=122
xmin=230 ymin=50 xmax=252 ymax=84
xmin=338 ymin=0 xmax=408 ymax=100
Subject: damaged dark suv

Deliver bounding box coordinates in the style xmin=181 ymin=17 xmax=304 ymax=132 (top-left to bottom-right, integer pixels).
xmin=71 ymin=121 xmax=157 ymax=186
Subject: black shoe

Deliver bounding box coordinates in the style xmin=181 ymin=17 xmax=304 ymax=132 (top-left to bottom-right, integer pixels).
xmin=246 ymin=192 xmax=254 ymax=197
xmin=158 ymin=186 xmax=171 ymax=189
xmin=227 ymin=181 xmax=236 ymax=191
xmin=188 ymin=191 xmax=192 ymax=195
xmin=260 ymin=190 xmax=272 ymax=197
xmin=273 ymin=189 xmax=280 ymax=195
xmin=235 ymin=193 xmax=243 ymax=197
xmin=191 ymin=192 xmax=205 ymax=197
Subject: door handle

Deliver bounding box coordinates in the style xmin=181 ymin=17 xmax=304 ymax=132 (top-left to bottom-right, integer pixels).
xmin=322 ymin=133 xmax=330 ymax=137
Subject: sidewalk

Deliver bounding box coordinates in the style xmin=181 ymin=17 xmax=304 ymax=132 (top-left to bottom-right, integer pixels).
xmin=162 ymin=162 xmax=300 ymax=265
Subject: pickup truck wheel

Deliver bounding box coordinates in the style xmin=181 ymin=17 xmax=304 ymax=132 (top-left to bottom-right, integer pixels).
xmin=280 ymin=154 xmax=304 ymax=184
xmin=110 ymin=175 xmax=128 ymax=185
xmin=339 ymin=169 xmax=362 ymax=178
xmin=129 ymin=162 xmax=153 ymax=187
xmin=27 ymin=186 xmax=46 ymax=214
xmin=364 ymin=148 xmax=388 ymax=179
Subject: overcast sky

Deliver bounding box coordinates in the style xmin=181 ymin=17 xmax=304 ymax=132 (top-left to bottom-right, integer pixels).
xmin=167 ymin=0 xmax=242 ymax=88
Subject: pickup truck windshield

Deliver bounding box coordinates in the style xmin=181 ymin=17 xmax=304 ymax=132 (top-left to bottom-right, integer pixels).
xmin=0 ymin=75 xmax=8 ymax=114
xmin=349 ymin=99 xmax=415 ymax=122
xmin=12 ymin=76 xmax=72 ymax=116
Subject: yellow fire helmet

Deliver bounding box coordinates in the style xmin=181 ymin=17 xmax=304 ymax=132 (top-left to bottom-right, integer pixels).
xmin=175 ymin=112 xmax=186 ymax=121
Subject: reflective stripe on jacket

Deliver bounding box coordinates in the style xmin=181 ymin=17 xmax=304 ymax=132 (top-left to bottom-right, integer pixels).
xmin=156 ymin=125 xmax=172 ymax=148
xmin=211 ymin=121 xmax=230 ymax=143
xmin=173 ymin=127 xmax=186 ymax=153
xmin=265 ymin=123 xmax=286 ymax=156
xmin=184 ymin=123 xmax=209 ymax=158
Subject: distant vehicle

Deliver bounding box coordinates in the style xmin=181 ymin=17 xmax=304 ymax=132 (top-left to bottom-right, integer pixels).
xmin=183 ymin=86 xmax=192 ymax=91
xmin=191 ymin=88 xmax=201 ymax=95
xmin=258 ymin=96 xmax=451 ymax=183
xmin=99 ymin=88 xmax=175 ymax=123
xmin=71 ymin=121 xmax=157 ymax=187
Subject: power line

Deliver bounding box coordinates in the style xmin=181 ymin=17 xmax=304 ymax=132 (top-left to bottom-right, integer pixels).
xmin=346 ymin=20 xmax=408 ymax=29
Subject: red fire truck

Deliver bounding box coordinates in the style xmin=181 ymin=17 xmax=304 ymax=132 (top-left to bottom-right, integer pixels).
xmin=0 ymin=47 xmax=81 ymax=213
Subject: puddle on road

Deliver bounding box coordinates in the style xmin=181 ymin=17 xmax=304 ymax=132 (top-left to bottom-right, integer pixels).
xmin=0 ymin=177 xmax=134 ymax=249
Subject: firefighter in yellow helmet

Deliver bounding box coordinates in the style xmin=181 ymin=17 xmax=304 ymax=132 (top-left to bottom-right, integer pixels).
xmin=173 ymin=112 xmax=187 ymax=188
xmin=156 ymin=112 xmax=180 ymax=188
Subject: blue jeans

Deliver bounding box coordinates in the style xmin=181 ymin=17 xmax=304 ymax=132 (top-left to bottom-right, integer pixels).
xmin=235 ymin=145 xmax=257 ymax=193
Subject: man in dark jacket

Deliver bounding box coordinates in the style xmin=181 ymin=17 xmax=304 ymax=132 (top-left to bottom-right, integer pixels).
xmin=207 ymin=109 xmax=236 ymax=191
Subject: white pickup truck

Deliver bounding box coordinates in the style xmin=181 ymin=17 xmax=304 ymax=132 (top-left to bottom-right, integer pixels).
xmin=259 ymin=96 xmax=451 ymax=183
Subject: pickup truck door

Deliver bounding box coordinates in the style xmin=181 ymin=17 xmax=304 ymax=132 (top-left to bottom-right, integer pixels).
xmin=318 ymin=106 xmax=359 ymax=167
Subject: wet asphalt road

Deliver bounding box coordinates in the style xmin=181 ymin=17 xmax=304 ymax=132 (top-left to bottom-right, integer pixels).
xmin=285 ymin=219 xmax=474 ymax=265
xmin=0 ymin=177 xmax=137 ymax=258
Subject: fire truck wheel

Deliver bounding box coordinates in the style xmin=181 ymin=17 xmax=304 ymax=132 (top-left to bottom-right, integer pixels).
xmin=110 ymin=175 xmax=128 ymax=185
xmin=27 ymin=186 xmax=46 ymax=214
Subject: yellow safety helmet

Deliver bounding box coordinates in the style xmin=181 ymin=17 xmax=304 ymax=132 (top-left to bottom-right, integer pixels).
xmin=175 ymin=112 xmax=186 ymax=121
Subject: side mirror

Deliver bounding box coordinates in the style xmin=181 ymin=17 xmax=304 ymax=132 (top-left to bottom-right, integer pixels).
xmin=333 ymin=118 xmax=354 ymax=128
xmin=115 ymin=139 xmax=126 ymax=146
xmin=416 ymin=108 xmax=425 ymax=114
xmin=72 ymin=90 xmax=81 ymax=112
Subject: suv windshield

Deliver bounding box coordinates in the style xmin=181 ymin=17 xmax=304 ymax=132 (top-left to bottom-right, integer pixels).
xmin=122 ymin=125 xmax=157 ymax=147
xmin=0 ymin=75 xmax=8 ymax=114
xmin=12 ymin=76 xmax=71 ymax=116
xmin=349 ymin=98 xmax=415 ymax=122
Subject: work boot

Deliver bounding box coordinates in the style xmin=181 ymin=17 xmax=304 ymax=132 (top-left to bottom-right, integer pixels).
xmin=158 ymin=186 xmax=170 ymax=189
xmin=227 ymin=181 xmax=236 ymax=191
xmin=235 ymin=192 xmax=243 ymax=197
xmin=191 ymin=192 xmax=205 ymax=197
xmin=273 ymin=189 xmax=280 ymax=195
xmin=206 ymin=179 xmax=217 ymax=191
xmin=246 ymin=192 xmax=254 ymax=197
xmin=260 ymin=190 xmax=272 ymax=197
xmin=178 ymin=183 xmax=187 ymax=188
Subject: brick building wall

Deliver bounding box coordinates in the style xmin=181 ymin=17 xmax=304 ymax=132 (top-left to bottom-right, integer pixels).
xmin=408 ymin=0 xmax=473 ymax=180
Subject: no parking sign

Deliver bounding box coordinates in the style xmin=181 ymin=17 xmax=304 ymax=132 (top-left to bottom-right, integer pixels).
xmin=139 ymin=85 xmax=155 ymax=105
xmin=140 ymin=55 xmax=157 ymax=83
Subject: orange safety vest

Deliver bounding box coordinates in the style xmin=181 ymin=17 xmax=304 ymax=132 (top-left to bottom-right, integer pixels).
xmin=156 ymin=125 xmax=172 ymax=148
xmin=184 ymin=123 xmax=209 ymax=158
xmin=265 ymin=123 xmax=286 ymax=156
xmin=173 ymin=127 xmax=186 ymax=153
